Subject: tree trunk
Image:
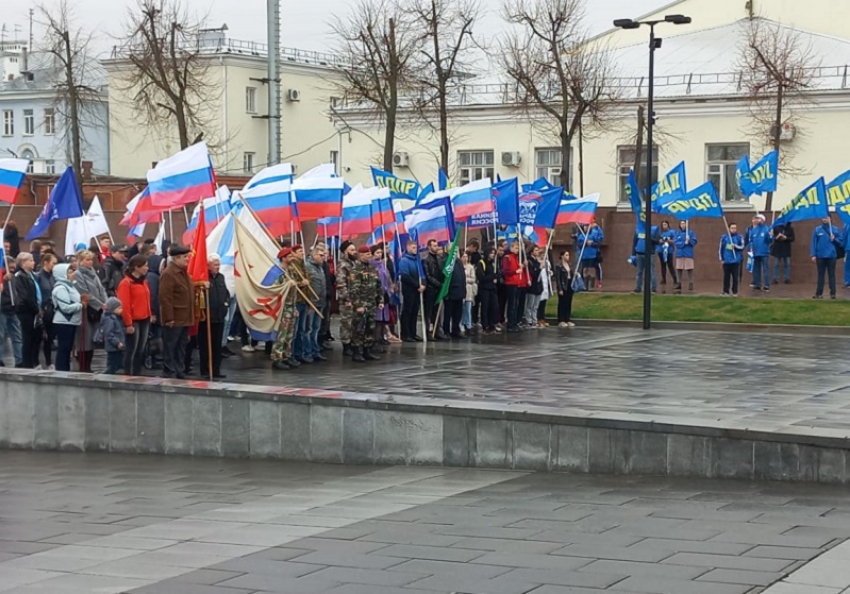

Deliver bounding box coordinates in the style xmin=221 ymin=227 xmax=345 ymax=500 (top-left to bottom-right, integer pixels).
xmin=62 ymin=31 xmax=83 ymax=193
xmin=578 ymin=118 xmax=585 ymax=196
xmin=176 ymin=104 xmax=190 ymax=150
xmin=384 ymin=109 xmax=397 ymax=172
xmin=765 ymin=83 xmax=783 ymax=213
xmin=559 ymin=124 xmax=571 ymax=190
xmin=432 ymin=0 xmax=449 ymax=174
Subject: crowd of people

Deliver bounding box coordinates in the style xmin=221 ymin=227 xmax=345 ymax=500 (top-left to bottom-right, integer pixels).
xmin=0 ymin=209 xmax=846 ymax=376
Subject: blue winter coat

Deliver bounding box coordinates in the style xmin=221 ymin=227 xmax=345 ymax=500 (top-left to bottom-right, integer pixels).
xmin=633 ymin=225 xmax=660 ymax=255
xmin=398 ymin=252 xmax=422 ymax=290
xmin=719 ymin=233 xmax=745 ymax=264
xmin=577 ymin=227 xmax=604 ymax=260
xmin=656 ymin=229 xmax=676 ymax=256
xmin=100 ymin=311 xmax=125 ymax=352
xmin=674 ymin=229 xmax=698 ymax=258
xmin=747 ymin=224 xmax=773 ymax=257
xmin=811 ymin=224 xmax=842 ymax=259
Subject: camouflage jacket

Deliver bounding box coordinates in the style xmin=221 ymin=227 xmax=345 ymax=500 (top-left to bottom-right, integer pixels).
xmin=288 ymin=258 xmax=309 ymax=305
xmin=336 ymin=256 xmax=356 ymax=303
xmin=275 ymin=268 xmax=297 ymax=307
xmin=349 ymin=260 xmax=383 ymax=313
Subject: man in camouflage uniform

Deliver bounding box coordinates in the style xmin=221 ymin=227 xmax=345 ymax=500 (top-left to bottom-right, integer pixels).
xmin=349 ymin=245 xmax=384 ymax=362
xmin=271 ymin=247 xmax=302 ymax=371
xmin=336 ymin=240 xmax=358 ymax=357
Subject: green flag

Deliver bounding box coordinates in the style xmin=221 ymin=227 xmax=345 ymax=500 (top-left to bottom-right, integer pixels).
xmin=436 ymin=225 xmax=463 ymax=304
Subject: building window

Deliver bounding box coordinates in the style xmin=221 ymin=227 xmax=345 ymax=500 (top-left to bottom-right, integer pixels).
xmin=618 ymin=146 xmax=659 ymax=202
xmin=44 ymin=108 xmax=55 ymax=135
xmin=706 ymin=143 xmax=749 ymax=202
xmin=2 ymin=110 xmax=13 ymax=136
xmin=246 ymin=87 xmax=257 ymax=113
xmin=21 ymin=149 xmax=35 ymax=173
xmin=45 ymin=160 xmax=55 ymax=174
xmin=243 ymin=152 xmax=255 ymax=173
xmin=458 ymin=150 xmax=494 ymax=185
xmin=23 ymin=109 xmax=34 ymax=136
xmin=330 ymin=150 xmax=340 ymax=176
xmin=330 ymin=96 xmax=341 ymax=109
xmin=535 ymin=148 xmax=565 ymax=187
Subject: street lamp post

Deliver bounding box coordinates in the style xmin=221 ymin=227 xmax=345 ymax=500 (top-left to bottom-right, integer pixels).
xmin=614 ymin=14 xmax=691 ymax=330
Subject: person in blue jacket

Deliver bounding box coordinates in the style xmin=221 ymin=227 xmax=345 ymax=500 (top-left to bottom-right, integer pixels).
xmin=746 ymin=214 xmax=773 ymax=291
xmin=843 ymin=222 xmax=850 ymax=288
xmin=632 ymin=217 xmax=659 ymax=293
xmin=674 ymin=220 xmax=697 ymax=291
xmin=576 ymin=222 xmax=604 ymax=291
xmin=719 ymin=223 xmax=745 ymax=296
xmin=811 ymin=215 xmax=842 ymax=299
xmin=656 ymin=220 xmax=678 ymax=289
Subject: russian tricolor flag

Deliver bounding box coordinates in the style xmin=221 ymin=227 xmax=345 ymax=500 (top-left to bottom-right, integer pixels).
xmin=403 ymin=198 xmax=455 ymax=246
xmin=0 ymin=159 xmax=29 ymax=205
xmin=342 ymin=185 xmax=383 ymax=237
xmin=147 ymin=143 xmax=217 ymax=208
xmin=450 ymin=178 xmax=493 ymax=221
xmin=556 ymin=193 xmax=600 ymax=226
xmin=293 ymin=173 xmax=344 ymax=221
xmin=183 ymin=186 xmax=232 ymax=244
xmin=122 ymin=188 xmax=162 ymax=227
xmin=245 ymin=163 xmax=293 ymax=190
xmin=241 ymin=178 xmax=299 ymax=238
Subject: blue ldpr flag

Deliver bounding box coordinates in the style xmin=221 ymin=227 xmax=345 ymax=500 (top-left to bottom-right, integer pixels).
xmin=651 ymin=161 xmax=687 ymax=211
xmin=438 ymin=169 xmax=449 ymax=191
xmin=772 ymin=177 xmax=828 ymax=228
xmin=626 ymin=169 xmax=643 ymax=219
xmin=738 ymin=151 xmax=778 ymax=196
xmin=656 ymin=181 xmax=724 ymax=221
xmin=26 ymin=167 xmax=83 ymax=241
xmin=371 ymin=166 xmax=421 ymax=199
xmin=492 ymin=178 xmax=519 ymax=225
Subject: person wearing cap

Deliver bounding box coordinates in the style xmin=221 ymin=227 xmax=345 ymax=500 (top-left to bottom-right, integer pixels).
xmin=99 ymin=244 xmax=129 ymax=298
xmin=100 ymin=297 xmax=126 ymax=375
xmin=287 ymin=244 xmax=314 ymax=364
xmin=271 ymin=246 xmax=301 ymax=370
xmin=745 ymin=214 xmax=773 ymax=291
xmin=159 ymin=245 xmax=194 ymax=379
xmin=199 ymin=254 xmax=229 ymax=379
xmin=336 ymin=240 xmax=358 ymax=357
xmin=349 ymin=245 xmax=384 ymax=362
xmin=811 ymin=215 xmax=842 ymax=299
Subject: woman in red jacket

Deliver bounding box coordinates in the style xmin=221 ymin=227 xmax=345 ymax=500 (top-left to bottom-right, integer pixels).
xmin=501 ymin=241 xmax=527 ymax=333
xmin=116 ymin=254 xmax=152 ymax=375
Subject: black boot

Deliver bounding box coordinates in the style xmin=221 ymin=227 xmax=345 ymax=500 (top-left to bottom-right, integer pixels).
xmin=363 ymin=346 xmax=380 ymax=361
xmin=352 ymin=347 xmax=366 ymax=363
xmin=272 ymin=360 xmax=291 ymax=371
xmin=343 ymin=343 xmax=353 ymax=357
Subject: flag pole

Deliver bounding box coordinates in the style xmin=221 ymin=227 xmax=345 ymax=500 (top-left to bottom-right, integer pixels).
xmin=432 ymin=301 xmax=443 ymax=339
xmin=205 ymin=285 xmax=213 ymax=381
xmin=168 ymin=211 xmax=174 ymax=243
xmin=2 ymin=204 xmax=14 ymax=230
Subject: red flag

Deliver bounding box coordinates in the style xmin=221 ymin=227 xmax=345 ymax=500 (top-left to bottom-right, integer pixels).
xmin=188 ymin=204 xmax=209 ymax=283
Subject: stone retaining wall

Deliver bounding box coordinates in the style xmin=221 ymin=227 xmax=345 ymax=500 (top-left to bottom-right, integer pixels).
xmin=0 ymin=371 xmax=847 ymax=483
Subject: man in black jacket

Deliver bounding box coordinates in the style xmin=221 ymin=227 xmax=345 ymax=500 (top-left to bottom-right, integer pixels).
xmin=422 ymin=239 xmax=445 ymax=338
xmin=99 ymin=245 xmax=129 ymax=297
xmin=0 ymin=257 xmax=22 ymax=367
xmin=441 ymin=251 xmax=466 ymax=338
xmin=771 ymin=222 xmax=795 ymax=284
xmin=199 ymin=254 xmax=229 ymax=380
xmin=13 ymin=252 xmax=42 ymax=369
xmin=36 ymin=253 xmax=58 ymax=369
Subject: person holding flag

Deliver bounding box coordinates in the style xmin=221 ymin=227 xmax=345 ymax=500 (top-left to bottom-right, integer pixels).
xmin=811 ymin=215 xmax=843 ymax=299
xmin=476 ymin=247 xmax=499 ymax=334
xmin=159 ymin=245 xmax=194 ymax=379
xmin=746 ymin=214 xmax=773 ymax=292
xmin=398 ymin=240 xmax=425 ymax=342
xmin=632 ymin=214 xmax=660 ymax=294
xmin=657 ymin=221 xmax=678 ymax=288
xmin=719 ymin=223 xmax=745 ymax=296
xmin=270 ymin=247 xmax=301 ymax=371
xmin=501 ymin=240 xmax=527 ymax=333
xmin=437 ymin=231 xmax=466 ymax=340
xmin=576 ymin=223 xmax=603 ymax=290
xmin=349 ymin=246 xmax=384 ymax=362
xmin=674 ymin=220 xmax=698 ymax=292
xmin=336 ymin=241 xmax=358 ymax=357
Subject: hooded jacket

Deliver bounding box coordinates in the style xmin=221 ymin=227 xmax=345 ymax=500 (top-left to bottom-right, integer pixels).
xmin=51 ymin=264 xmax=83 ymax=326
xmin=398 ymin=252 xmax=422 ymax=291
xmin=811 ymin=223 xmax=842 ymax=259
xmin=674 ymin=229 xmax=698 ymax=259
xmin=746 ymin=223 xmax=773 ymax=257
xmin=576 ymin=226 xmax=604 ymax=260
xmin=719 ymin=233 xmax=745 ymax=264
xmin=476 ymin=256 xmax=498 ymax=291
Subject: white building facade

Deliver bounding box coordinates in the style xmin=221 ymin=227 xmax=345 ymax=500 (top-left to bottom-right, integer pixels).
xmin=0 ymin=41 xmax=109 ymax=174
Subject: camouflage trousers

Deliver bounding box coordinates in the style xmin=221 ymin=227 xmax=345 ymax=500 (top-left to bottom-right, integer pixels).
xmin=339 ymin=303 xmax=353 ymax=344
xmin=271 ymin=305 xmax=297 ymax=362
xmin=351 ymin=312 xmax=375 ymax=348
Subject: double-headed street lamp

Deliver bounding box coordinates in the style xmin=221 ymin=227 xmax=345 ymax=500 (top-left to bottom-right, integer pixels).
xmin=614 ymin=14 xmax=691 ymax=330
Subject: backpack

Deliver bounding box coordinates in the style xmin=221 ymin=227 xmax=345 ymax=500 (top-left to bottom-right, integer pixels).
xmin=571 ymin=274 xmax=586 ymax=294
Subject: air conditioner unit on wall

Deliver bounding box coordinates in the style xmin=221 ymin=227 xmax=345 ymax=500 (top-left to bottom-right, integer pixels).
xmin=501 ymin=151 xmax=521 ymax=167
xmin=393 ymin=152 xmax=409 ymax=167
xmin=286 ymin=89 xmax=301 ymax=102
xmin=770 ymin=122 xmax=796 ymax=141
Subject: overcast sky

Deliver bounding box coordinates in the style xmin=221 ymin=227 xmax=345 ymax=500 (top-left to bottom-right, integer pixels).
xmin=3 ymin=0 xmax=664 ymax=56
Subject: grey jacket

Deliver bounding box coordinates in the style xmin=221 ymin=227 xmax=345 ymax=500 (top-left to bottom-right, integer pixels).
xmin=305 ymin=258 xmax=328 ymax=309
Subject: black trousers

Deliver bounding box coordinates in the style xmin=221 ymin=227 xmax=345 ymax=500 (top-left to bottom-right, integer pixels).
xmin=42 ymin=315 xmax=54 ymax=367
xmin=424 ymin=288 xmax=438 ymax=328
xmin=17 ymin=314 xmax=42 ymax=369
xmin=657 ymin=254 xmax=678 ymax=284
xmin=400 ymin=285 xmax=420 ymax=339
xmin=558 ymin=288 xmax=574 ymax=323
xmin=162 ymin=326 xmax=189 ymax=377
xmin=442 ymin=299 xmax=463 ymax=336
xmin=471 ymin=294 xmax=481 ymax=325
xmin=816 ymin=257 xmax=837 ymax=297
xmin=723 ymin=263 xmax=740 ymax=295
xmin=497 ymin=284 xmax=507 ymax=324
xmin=479 ymin=289 xmax=498 ymax=330
xmin=124 ymin=319 xmax=150 ymax=376
xmin=506 ymin=286 xmax=522 ymax=329
xmin=199 ymin=321 xmax=224 ymax=377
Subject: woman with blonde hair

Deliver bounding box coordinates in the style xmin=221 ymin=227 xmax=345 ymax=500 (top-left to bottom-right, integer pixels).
xmin=73 ymin=250 xmax=107 ymax=372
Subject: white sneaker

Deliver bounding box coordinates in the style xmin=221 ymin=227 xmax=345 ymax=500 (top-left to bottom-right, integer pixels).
xmin=567 ymin=322 xmax=576 ymax=327
xmin=227 ymin=335 xmax=236 ymax=342
xmin=48 ymin=365 xmax=55 ymax=371
xmin=256 ymin=341 xmax=266 ymax=349
xmin=34 ymin=365 xmax=42 ymax=371
xmin=242 ymin=345 xmax=255 ymax=353
xmin=558 ymin=322 xmax=568 ymax=328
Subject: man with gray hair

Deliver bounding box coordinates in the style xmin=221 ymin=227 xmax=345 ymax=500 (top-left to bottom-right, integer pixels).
xmin=13 ymin=252 xmax=43 ymax=369
xmin=304 ymin=244 xmax=328 ymax=362
xmin=199 ymin=253 xmax=229 ymax=380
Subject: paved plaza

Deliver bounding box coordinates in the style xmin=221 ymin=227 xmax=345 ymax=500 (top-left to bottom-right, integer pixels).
xmin=1 ymin=452 xmax=850 ymax=593
xmin=212 ymin=326 xmax=850 ymax=439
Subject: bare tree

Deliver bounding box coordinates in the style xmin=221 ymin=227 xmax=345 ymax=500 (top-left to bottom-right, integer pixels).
xmin=410 ymin=0 xmax=480 ymax=175
xmin=114 ymin=0 xmax=214 ymax=150
xmin=38 ymin=0 xmax=104 ymax=192
xmin=331 ymin=0 xmax=417 ymax=172
xmin=501 ymin=0 xmax=617 ymax=191
xmin=738 ymin=17 xmax=819 ymax=210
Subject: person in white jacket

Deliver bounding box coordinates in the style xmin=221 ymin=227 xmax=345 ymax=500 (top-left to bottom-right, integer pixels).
xmin=51 ymin=264 xmax=83 ymax=372
xmin=461 ymin=252 xmax=478 ymax=335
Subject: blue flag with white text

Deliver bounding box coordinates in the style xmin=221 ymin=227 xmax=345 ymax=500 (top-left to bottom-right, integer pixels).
xmin=656 ymin=181 xmax=723 ymax=221
xmin=26 ymin=167 xmax=84 ymax=241
xmin=772 ymin=177 xmax=828 ymax=228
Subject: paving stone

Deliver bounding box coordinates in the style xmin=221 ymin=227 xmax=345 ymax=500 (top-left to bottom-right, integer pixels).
xmin=579 ymin=558 xmax=707 ymax=580
xmin=609 ymin=575 xmax=752 ymax=594
xmin=662 ymin=551 xmax=794 ymax=572
xmin=696 ymin=567 xmax=785 ymax=585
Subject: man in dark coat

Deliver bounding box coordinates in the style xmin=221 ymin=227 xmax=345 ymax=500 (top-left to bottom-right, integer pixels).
xmin=99 ymin=245 xmax=129 ymax=297
xmin=422 ymin=239 xmax=445 ymax=338
xmin=13 ymin=252 xmax=43 ymax=368
xmin=771 ymin=222 xmax=795 ymax=284
xmin=199 ymin=254 xmax=229 ymax=380
xmin=441 ymin=251 xmax=467 ymax=339
xmin=159 ymin=246 xmax=194 ymax=379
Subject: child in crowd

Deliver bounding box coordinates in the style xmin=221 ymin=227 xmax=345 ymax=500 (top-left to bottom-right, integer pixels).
xmin=101 ymin=297 xmax=126 ymax=374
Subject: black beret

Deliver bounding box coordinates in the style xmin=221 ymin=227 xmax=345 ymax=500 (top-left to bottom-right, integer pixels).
xmin=168 ymin=245 xmax=190 ymax=257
